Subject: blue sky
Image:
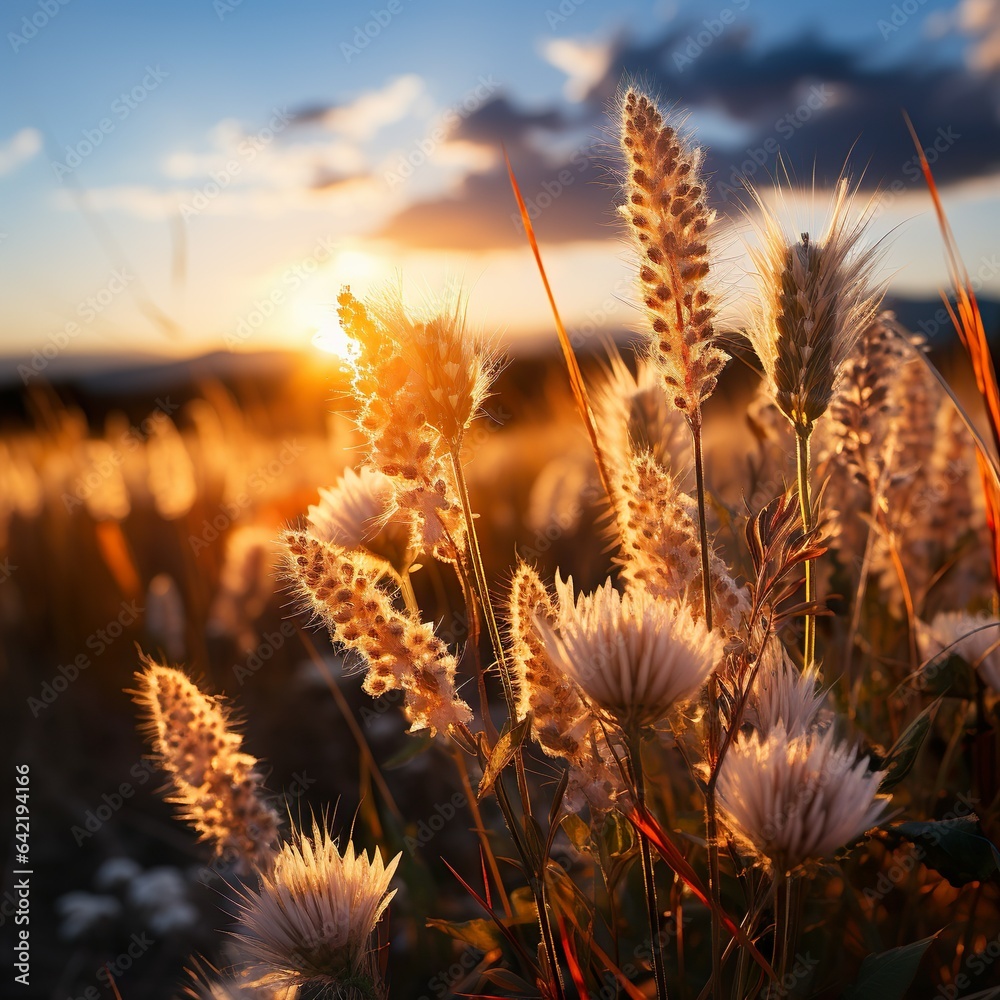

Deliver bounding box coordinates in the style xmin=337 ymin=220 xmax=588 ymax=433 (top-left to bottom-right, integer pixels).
xmin=1 ymin=0 xmax=998 ymax=363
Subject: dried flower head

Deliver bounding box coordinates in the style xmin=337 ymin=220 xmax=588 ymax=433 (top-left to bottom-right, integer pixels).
xmin=618 ymin=88 xmax=729 ymax=418
xmin=918 ymin=610 xmax=1000 ymax=692
xmin=537 ymin=575 xmax=723 ymax=731
xmin=745 ymin=640 xmax=825 ymax=738
xmin=234 ymin=818 xmax=399 ymax=999
xmin=307 ymin=466 xmax=412 ymax=570
xmin=281 ymin=529 xmax=472 ymax=735
xmin=718 ymin=724 xmax=890 ymax=874
xmin=131 ymin=657 xmax=281 ymax=872
xmin=745 ymin=179 xmax=884 ymax=434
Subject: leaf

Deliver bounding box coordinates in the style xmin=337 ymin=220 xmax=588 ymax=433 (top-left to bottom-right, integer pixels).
xmin=561 ymin=813 xmax=591 ymax=852
xmin=887 ymin=817 xmax=1000 ymax=887
xmin=381 ymin=731 xmax=434 ymax=770
xmin=918 ymin=653 xmax=978 ymax=699
xmin=842 ymin=934 xmax=938 ymax=1000
xmin=477 ymin=715 xmax=531 ymax=800
xmin=600 ymin=811 xmax=635 ymax=859
xmin=481 ymin=968 xmax=537 ymax=994
xmin=426 ymin=917 xmax=504 ymax=952
xmin=877 ymin=699 xmax=939 ymax=792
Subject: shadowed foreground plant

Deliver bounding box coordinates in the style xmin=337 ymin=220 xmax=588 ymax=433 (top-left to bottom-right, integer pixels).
xmin=131 ymin=655 xmax=281 ymax=873
xmin=233 ymin=818 xmax=399 ymax=1000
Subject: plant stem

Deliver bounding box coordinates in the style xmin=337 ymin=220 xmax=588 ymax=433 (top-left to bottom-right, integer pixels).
xmin=691 ymin=414 xmax=722 ymax=996
xmin=795 ymin=426 xmax=816 ymax=669
xmin=774 ymin=871 xmax=798 ymax=990
xmin=629 ymin=729 xmax=669 ymax=1000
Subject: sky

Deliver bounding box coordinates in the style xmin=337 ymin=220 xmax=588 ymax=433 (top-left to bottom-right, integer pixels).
xmin=1 ymin=0 xmax=999 ymax=366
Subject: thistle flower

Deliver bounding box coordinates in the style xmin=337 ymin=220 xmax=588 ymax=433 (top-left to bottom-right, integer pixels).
xmin=280 ymin=529 xmax=472 ymax=735
xmin=536 ymin=575 xmax=723 ymax=731
xmin=131 ymin=657 xmax=281 ymax=872
xmin=918 ymin=610 xmax=1000 ymax=692
xmin=745 ymin=640 xmax=825 ymax=738
xmin=745 ymin=179 xmax=884 ymax=435
xmin=718 ymin=724 xmax=890 ymax=874
xmin=307 ymin=466 xmax=412 ymax=571
xmin=234 ymin=818 xmax=399 ymax=999
xmin=618 ymin=88 xmax=728 ymax=417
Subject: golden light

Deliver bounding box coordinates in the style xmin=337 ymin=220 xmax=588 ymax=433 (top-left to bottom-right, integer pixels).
xmin=311 ymin=315 xmax=360 ymax=361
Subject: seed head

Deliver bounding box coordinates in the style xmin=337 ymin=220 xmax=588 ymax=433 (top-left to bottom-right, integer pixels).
xmin=618 ymin=88 xmax=728 ymax=417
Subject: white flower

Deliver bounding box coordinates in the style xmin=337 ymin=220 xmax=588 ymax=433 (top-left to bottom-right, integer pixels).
xmin=307 ymin=466 xmax=411 ymax=568
xmin=536 ymin=576 xmax=723 ymax=730
xmin=718 ymin=724 xmax=890 ymax=874
xmin=235 ymin=820 xmax=399 ymax=996
xmin=746 ymin=641 xmax=825 ymax=737
xmin=917 ymin=610 xmax=1000 ymax=692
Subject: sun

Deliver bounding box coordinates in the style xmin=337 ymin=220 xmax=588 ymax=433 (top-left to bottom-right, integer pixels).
xmin=311 ymin=315 xmax=360 ymax=361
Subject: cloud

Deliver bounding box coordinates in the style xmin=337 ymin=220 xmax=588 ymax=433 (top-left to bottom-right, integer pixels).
xmin=0 ymin=127 xmax=42 ymax=176
xmin=291 ymin=74 xmax=427 ymax=141
xmin=377 ymin=24 xmax=1000 ymax=252
xmin=961 ymin=0 xmax=1000 ymax=71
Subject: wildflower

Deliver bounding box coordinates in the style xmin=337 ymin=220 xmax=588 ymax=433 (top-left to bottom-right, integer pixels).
xmin=280 ymin=529 xmax=472 ymax=735
xmin=717 ymin=724 xmax=890 ymax=874
xmin=131 ymin=657 xmax=281 ymax=872
xmin=536 ymin=575 xmax=723 ymax=731
xmin=307 ymin=466 xmax=412 ymax=571
xmin=234 ymin=819 xmax=399 ymax=999
xmin=745 ymin=641 xmax=825 ymax=738
xmin=618 ymin=88 xmax=728 ymax=417
xmin=918 ymin=610 xmax=1000 ymax=692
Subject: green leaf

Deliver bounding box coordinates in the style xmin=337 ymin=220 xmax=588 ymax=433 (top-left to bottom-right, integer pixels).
xmin=381 ymin=731 xmax=434 ymax=770
xmin=562 ymin=813 xmax=591 ymax=852
xmin=426 ymin=917 xmax=503 ymax=952
xmin=887 ymin=817 xmax=1000 ymax=887
xmin=843 ymin=935 xmax=938 ymax=1000
xmin=877 ymin=700 xmax=939 ymax=792
xmin=477 ymin=715 xmax=531 ymax=800
xmin=600 ymin=811 xmax=635 ymax=859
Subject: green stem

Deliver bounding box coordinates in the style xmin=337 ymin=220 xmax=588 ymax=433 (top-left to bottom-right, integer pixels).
xmin=691 ymin=414 xmax=722 ymax=995
xmin=629 ymin=729 xmax=669 ymax=1000
xmin=795 ymin=427 xmax=816 ymax=670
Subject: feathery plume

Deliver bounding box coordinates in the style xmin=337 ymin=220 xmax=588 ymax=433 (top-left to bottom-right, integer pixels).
xmin=745 ymin=180 xmax=884 ymax=435
xmin=744 ymin=640 xmax=825 ymax=738
xmin=131 ymin=657 xmax=281 ymax=872
xmin=280 ymin=529 xmax=472 ymax=735
xmin=234 ymin=818 xmax=398 ymax=999
xmin=718 ymin=724 xmax=890 ymax=874
xmin=618 ymin=88 xmax=729 ymax=416
xmin=537 ymin=575 xmax=723 ymax=731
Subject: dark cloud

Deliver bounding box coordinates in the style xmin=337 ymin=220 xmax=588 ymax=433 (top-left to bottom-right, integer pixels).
xmin=377 ymin=27 xmax=1000 ymax=250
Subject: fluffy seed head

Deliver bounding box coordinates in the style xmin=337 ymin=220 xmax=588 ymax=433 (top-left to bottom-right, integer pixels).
xmin=745 ymin=180 xmax=884 ymax=433
xmin=234 ymin=818 xmax=399 ymax=997
xmin=537 ymin=575 xmax=723 ymax=730
xmin=718 ymin=724 xmax=890 ymax=874
xmin=918 ymin=610 xmax=1000 ymax=692
xmin=618 ymin=88 xmax=729 ymax=416
xmin=745 ymin=640 xmax=825 ymax=738
xmin=131 ymin=657 xmax=281 ymax=872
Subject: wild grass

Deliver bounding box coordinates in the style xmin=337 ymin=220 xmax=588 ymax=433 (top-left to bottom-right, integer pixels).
xmin=6 ymin=86 xmax=1000 ymax=999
